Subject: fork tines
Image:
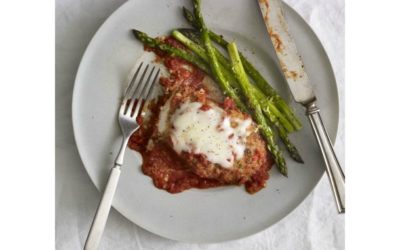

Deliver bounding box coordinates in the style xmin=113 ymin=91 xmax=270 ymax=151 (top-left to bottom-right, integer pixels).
xmin=121 ymin=63 xmax=160 ymax=118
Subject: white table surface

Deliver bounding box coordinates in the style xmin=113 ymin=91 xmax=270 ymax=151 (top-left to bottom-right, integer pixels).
xmin=56 ymin=0 xmax=344 ymax=249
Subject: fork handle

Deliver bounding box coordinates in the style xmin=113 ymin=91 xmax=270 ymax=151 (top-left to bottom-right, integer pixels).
xmin=306 ymin=101 xmax=345 ymax=213
xmin=84 ymin=165 xmax=121 ymax=250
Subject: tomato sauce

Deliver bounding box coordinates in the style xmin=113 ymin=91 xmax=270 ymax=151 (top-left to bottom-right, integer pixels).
xmin=141 ymin=143 xmax=222 ymax=193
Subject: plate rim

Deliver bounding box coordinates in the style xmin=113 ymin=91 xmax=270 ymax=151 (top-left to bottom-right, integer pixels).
xmin=71 ymin=0 xmax=340 ymax=243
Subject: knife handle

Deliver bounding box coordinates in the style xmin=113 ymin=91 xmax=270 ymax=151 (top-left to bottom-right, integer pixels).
xmin=306 ymin=101 xmax=345 ymax=213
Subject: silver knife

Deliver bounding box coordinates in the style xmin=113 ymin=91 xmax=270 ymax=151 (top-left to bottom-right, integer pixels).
xmin=257 ymin=0 xmax=345 ymax=213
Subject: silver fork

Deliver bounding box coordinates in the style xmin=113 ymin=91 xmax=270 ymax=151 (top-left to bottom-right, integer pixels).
xmin=84 ymin=63 xmax=160 ymax=250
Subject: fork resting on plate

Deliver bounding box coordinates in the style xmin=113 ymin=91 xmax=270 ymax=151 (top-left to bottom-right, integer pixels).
xmin=84 ymin=62 xmax=160 ymax=250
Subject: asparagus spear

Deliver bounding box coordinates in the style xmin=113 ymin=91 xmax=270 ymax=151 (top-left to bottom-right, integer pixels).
xmin=132 ymin=29 xmax=210 ymax=73
xmin=227 ymin=41 xmax=287 ymax=175
xmin=277 ymin=126 xmax=304 ymax=163
xmin=181 ymin=9 xmax=302 ymax=130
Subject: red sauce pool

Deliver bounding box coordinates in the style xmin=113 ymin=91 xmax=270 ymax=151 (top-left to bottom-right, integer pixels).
xmin=141 ymin=143 xmax=222 ymax=193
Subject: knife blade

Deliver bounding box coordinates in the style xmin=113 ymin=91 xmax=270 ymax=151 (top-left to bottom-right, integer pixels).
xmin=258 ymin=0 xmax=315 ymax=104
xmin=257 ymin=0 xmax=345 ymax=213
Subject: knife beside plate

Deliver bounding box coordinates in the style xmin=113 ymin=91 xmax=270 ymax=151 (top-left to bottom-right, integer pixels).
xmin=257 ymin=0 xmax=345 ymax=213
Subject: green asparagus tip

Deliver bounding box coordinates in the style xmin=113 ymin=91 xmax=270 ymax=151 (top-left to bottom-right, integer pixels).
xmin=182 ymin=6 xmax=189 ymax=14
xmin=182 ymin=6 xmax=193 ymax=21
xmin=131 ymin=29 xmax=143 ymax=39
xmin=277 ymin=162 xmax=288 ymax=177
xmin=291 ymin=152 xmax=304 ymax=164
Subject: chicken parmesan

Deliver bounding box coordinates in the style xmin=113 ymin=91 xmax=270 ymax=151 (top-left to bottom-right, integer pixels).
xmin=129 ymin=37 xmax=273 ymax=194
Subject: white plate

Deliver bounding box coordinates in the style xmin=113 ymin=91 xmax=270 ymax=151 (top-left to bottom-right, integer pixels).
xmin=72 ymin=0 xmax=339 ymax=243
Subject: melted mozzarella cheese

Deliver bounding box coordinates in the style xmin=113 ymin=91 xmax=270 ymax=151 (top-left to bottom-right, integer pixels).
xmin=170 ymin=101 xmax=251 ymax=168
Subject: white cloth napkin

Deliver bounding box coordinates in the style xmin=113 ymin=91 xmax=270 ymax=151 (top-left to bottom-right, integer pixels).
xmin=56 ymin=0 xmax=344 ymax=249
